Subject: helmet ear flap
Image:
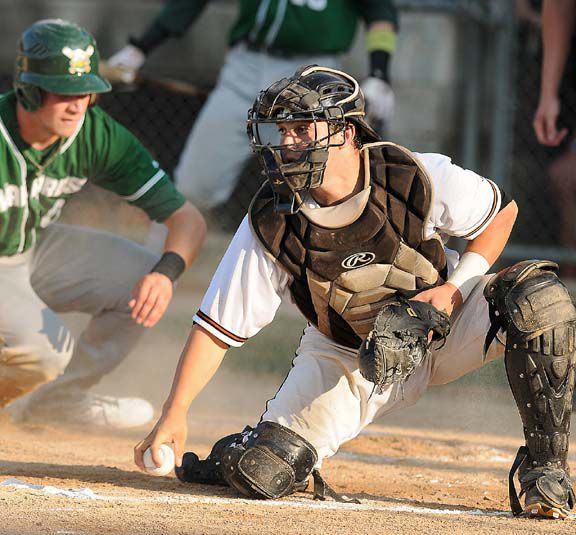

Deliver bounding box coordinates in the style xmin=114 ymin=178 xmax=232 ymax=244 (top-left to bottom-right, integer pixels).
xmin=14 ymin=83 xmax=43 ymax=112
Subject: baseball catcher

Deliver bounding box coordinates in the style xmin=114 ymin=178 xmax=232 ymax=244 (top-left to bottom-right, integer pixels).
xmin=134 ymin=65 xmax=575 ymax=520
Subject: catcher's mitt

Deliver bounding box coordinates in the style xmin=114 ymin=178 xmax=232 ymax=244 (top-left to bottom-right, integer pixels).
xmin=358 ymin=295 xmax=451 ymax=391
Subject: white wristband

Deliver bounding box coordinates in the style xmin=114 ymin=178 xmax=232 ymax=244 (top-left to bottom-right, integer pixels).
xmin=447 ymin=251 xmax=490 ymax=302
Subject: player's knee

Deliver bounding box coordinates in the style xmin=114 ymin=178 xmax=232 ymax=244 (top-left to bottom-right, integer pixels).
xmin=220 ymin=421 xmax=318 ymax=500
xmin=174 ymin=163 xmax=203 ymax=200
xmin=108 ymin=242 xmax=159 ymax=307
xmin=175 ymin=177 xmax=218 ymax=209
xmin=484 ymin=260 xmax=576 ymax=345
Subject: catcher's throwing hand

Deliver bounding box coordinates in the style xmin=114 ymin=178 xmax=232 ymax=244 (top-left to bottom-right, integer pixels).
xmin=135 ymin=410 xmax=187 ymax=471
xmin=129 ymin=272 xmax=173 ymax=328
xmin=411 ymin=282 xmax=463 ymax=317
xmin=358 ymin=295 xmax=451 ymax=391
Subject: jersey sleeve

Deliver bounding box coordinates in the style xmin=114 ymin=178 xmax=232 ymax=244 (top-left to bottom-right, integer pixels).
xmin=416 ymin=152 xmax=501 ymax=240
xmin=88 ymin=108 xmax=186 ymax=222
xmin=193 ymin=216 xmax=290 ymax=348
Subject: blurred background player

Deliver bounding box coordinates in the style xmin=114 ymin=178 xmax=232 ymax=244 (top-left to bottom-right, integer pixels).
xmin=532 ymin=0 xmax=576 ymax=277
xmin=533 ymin=0 xmax=575 ymax=147
xmin=0 ymin=19 xmax=206 ymax=429
xmin=107 ymin=0 xmax=398 ymax=215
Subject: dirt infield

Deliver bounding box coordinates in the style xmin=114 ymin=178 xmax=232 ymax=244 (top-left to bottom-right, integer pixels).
xmin=1 ymin=217 xmax=575 ymax=534
xmin=1 ymin=374 xmax=575 ymax=534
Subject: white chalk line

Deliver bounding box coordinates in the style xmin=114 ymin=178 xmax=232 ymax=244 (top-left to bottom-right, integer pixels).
xmin=0 ymin=477 xmax=512 ymax=518
xmin=3 ymin=478 xmax=574 ymax=521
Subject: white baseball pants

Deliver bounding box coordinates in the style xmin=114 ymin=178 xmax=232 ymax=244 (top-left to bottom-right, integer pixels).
xmin=261 ymin=275 xmax=506 ymax=462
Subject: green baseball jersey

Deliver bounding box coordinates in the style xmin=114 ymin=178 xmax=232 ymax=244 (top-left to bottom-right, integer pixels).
xmin=152 ymin=0 xmax=397 ymax=55
xmin=0 ymin=91 xmax=186 ymax=257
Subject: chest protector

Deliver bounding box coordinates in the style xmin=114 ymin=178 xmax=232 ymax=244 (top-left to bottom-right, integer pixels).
xmin=249 ymin=142 xmax=448 ymax=349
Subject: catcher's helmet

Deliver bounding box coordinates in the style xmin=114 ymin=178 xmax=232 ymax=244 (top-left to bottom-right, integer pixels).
xmin=14 ymin=19 xmax=111 ymax=112
xmin=247 ymin=65 xmax=379 ymax=214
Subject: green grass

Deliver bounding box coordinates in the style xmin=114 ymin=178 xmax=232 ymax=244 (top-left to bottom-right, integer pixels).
xmin=222 ymin=313 xmax=306 ymax=376
xmin=448 ymin=357 xmax=508 ymax=388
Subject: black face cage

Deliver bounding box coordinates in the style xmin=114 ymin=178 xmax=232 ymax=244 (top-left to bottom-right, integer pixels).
xmin=247 ymin=95 xmax=349 ymax=214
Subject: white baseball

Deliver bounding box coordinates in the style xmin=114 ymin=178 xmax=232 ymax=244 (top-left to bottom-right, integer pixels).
xmin=143 ymin=444 xmax=175 ymax=476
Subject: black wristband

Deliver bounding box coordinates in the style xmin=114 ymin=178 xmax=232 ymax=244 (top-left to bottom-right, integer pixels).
xmin=151 ymin=252 xmax=186 ymax=282
xmin=369 ymin=50 xmax=392 ymax=83
xmin=129 ymin=23 xmax=170 ymax=55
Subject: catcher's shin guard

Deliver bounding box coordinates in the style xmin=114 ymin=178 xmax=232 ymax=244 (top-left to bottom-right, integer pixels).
xmin=220 ymin=421 xmax=317 ymax=500
xmin=485 ymin=260 xmax=576 ymax=518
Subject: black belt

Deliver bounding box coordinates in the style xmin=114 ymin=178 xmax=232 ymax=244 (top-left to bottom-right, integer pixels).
xmin=243 ymin=40 xmax=321 ymax=59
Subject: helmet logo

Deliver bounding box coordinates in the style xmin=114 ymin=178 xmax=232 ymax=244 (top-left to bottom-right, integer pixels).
xmin=62 ymin=45 xmax=94 ymax=75
xmin=341 ymin=252 xmax=376 ymax=270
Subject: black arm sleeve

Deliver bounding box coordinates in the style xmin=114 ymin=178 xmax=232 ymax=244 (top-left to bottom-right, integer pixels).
xmin=356 ymin=0 xmax=399 ymax=30
xmin=498 ymin=185 xmax=513 ymax=211
xmin=130 ymin=0 xmax=211 ymax=54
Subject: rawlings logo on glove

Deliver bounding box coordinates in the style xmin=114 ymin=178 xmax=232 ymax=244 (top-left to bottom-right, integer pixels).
xmin=358 ymin=295 xmax=451 ymax=392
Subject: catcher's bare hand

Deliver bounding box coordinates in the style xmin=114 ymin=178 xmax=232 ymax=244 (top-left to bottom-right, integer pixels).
xmin=129 ymin=272 xmax=173 ymax=327
xmin=135 ymin=410 xmax=187 ymax=471
xmin=412 ymin=282 xmax=463 ymax=317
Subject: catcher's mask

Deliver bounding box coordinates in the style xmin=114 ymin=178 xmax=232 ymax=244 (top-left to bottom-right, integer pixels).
xmin=14 ymin=19 xmax=111 ymax=112
xmin=247 ymin=65 xmax=379 ymax=214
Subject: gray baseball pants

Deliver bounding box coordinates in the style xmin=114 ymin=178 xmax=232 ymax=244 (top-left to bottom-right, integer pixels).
xmin=0 ymin=223 xmax=157 ymax=408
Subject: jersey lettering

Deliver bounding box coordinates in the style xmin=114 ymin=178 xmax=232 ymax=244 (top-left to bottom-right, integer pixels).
xmin=290 ymin=0 xmax=327 ymax=12
xmin=41 ymin=176 xmax=87 ymax=197
xmin=40 ymin=199 xmax=66 ymax=228
xmin=28 ymin=175 xmax=87 ymax=200
xmin=0 ymin=184 xmax=26 ymax=212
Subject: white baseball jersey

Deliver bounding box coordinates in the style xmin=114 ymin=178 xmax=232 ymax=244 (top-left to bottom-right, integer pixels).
xmin=194 ymin=152 xmax=502 ymax=347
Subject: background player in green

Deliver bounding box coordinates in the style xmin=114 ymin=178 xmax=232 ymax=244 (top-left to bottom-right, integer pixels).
xmin=108 ymin=0 xmax=398 ymax=211
xmin=0 ymin=19 xmax=206 ymax=429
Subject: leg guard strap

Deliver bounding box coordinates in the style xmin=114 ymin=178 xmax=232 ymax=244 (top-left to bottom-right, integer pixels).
xmin=175 ymin=429 xmax=248 ymax=487
xmin=509 ymin=446 xmax=575 ymax=517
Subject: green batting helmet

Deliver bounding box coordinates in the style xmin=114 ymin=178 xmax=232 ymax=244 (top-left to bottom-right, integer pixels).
xmin=14 ymin=19 xmax=111 ymax=111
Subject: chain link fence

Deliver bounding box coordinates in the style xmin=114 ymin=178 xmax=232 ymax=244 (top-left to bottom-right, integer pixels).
xmin=1 ymin=1 xmax=574 ymax=268
xmin=509 ymin=8 xmax=576 ymax=272
xmin=97 ymin=83 xmax=265 ymax=232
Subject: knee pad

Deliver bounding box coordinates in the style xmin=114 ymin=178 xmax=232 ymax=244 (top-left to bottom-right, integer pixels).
xmin=484 ymin=260 xmax=576 ymax=343
xmin=220 ymin=421 xmax=318 ymax=500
